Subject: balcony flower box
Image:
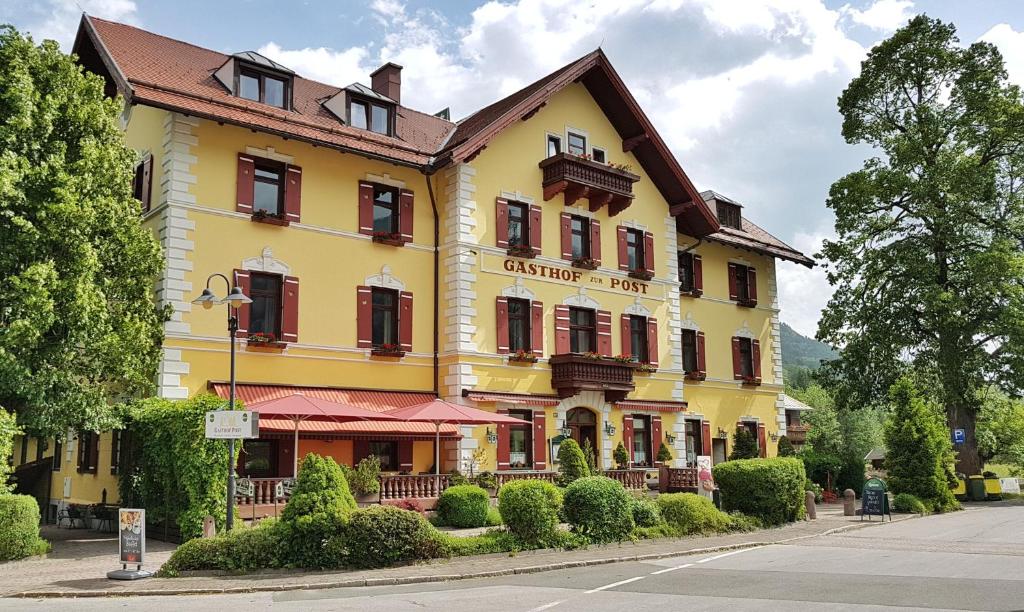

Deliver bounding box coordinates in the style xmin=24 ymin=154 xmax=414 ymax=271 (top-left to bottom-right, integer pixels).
xmin=371 ymin=343 xmax=406 ymax=358
xmin=549 ymin=353 xmax=636 ymax=402
xmin=246 ymin=332 xmax=286 ymax=350
xmin=251 ymin=210 xmax=290 ymax=226
xmin=740 ymin=375 xmax=762 ymax=386
xmin=506 ymin=244 xmax=537 ymax=259
xmin=571 ymin=257 xmax=599 ymax=270
xmin=372 ymin=231 xmax=407 ymax=246
xmin=685 ymin=371 xmax=706 ymax=381
xmin=628 ymin=269 xmax=654 ymax=281
xmin=635 ymin=363 xmax=657 ymax=374
xmin=680 ymin=287 xmax=703 ymax=298
xmin=508 ymin=350 xmax=538 ymax=364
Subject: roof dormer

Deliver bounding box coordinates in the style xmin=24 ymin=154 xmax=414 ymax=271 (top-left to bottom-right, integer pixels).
xmin=702 ymin=190 xmax=743 ymax=230
xmin=214 ymin=51 xmax=294 ymax=110
xmin=323 ymin=83 xmax=397 ymax=137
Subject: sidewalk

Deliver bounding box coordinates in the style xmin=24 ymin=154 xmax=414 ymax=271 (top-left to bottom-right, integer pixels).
xmin=3 ymin=507 xmax=912 ymax=598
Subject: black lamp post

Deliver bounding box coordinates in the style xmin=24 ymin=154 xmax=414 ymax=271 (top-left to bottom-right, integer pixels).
xmin=191 ymin=274 xmax=251 ymax=531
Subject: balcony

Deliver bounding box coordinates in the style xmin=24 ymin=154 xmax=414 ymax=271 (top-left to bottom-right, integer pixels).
xmin=539 ymin=153 xmax=640 ymax=216
xmin=549 ymin=353 xmax=636 ymax=402
xmin=786 ymin=424 xmax=810 ymax=444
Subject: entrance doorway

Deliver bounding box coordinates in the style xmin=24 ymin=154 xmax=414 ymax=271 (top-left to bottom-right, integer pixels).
xmin=566 ymin=407 xmax=598 ymax=463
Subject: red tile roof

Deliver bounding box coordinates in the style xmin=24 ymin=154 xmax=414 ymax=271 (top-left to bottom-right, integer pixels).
xmin=701 ymin=191 xmax=815 ymax=267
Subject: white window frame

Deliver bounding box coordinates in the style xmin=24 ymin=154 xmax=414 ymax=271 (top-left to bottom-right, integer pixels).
xmin=591 ymin=146 xmax=607 ymax=163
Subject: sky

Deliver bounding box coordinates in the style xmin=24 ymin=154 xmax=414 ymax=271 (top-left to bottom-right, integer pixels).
xmin=2 ymin=0 xmax=1023 ymax=338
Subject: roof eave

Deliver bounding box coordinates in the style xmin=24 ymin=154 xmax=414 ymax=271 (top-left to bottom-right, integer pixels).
xmin=704 ymin=233 xmax=815 ymax=268
xmin=73 ymin=14 xmax=134 ymax=100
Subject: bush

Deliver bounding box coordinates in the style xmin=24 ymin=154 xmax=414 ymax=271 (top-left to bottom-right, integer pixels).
xmin=777 ymin=436 xmax=795 ymax=457
xmin=835 ymin=455 xmax=867 ymax=494
xmin=656 ymin=493 xmax=733 ymax=535
xmin=805 ymin=480 xmax=824 ymax=503
xmin=448 ymin=470 xmax=470 ymax=487
xmin=892 ymin=493 xmax=927 ymax=514
xmin=0 ymin=411 xmax=19 ymax=494
xmin=437 ymin=484 xmax=490 ymax=528
xmin=613 ymin=441 xmax=630 ymax=469
xmin=343 ymin=505 xmax=444 ymax=569
xmin=581 ymin=437 xmax=598 ymax=473
xmin=474 ymin=471 xmax=498 ymax=490
xmin=629 ymin=495 xmax=661 ymax=528
xmin=0 ymin=495 xmax=48 ymax=561
xmin=557 ymin=439 xmax=590 ymax=486
xmin=498 ymin=479 xmax=562 ymax=545
xmin=341 ymin=455 xmax=381 ymax=497
xmin=657 ymin=442 xmax=673 ymax=463
xmin=713 ymin=457 xmax=806 ymax=525
xmin=158 ymin=519 xmax=284 ymax=576
xmin=562 ymin=476 xmax=634 ymax=543
xmin=280 ymin=453 xmax=357 ymax=569
xmin=729 ymin=426 xmax=759 ymax=460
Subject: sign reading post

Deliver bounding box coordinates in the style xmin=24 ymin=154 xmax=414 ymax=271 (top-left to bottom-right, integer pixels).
xmin=861 ymin=477 xmax=892 ymax=522
xmin=205 ymin=410 xmax=259 ymax=439
xmin=107 ymin=508 xmax=152 ymax=580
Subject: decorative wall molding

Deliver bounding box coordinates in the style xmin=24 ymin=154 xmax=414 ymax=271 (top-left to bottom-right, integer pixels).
xmin=442 ymin=163 xmax=480 ymax=398
xmin=501 ymin=277 xmax=536 ymax=300
xmin=242 ymin=246 xmax=291 ymax=275
xmin=563 ymin=287 xmax=600 ymax=310
xmin=365 ymin=264 xmax=406 ymax=291
xmin=663 ymin=214 xmax=683 ymax=378
xmin=499 ymin=190 xmax=534 ymax=204
xmin=246 ymin=145 xmax=294 ymax=163
xmin=365 ymin=171 xmax=406 ymax=189
xmin=679 ymin=312 xmax=700 ymax=331
xmin=624 ymin=297 xmax=651 ymax=317
xmin=734 ymin=323 xmax=756 ymax=339
xmin=622 ymin=219 xmax=648 ymax=231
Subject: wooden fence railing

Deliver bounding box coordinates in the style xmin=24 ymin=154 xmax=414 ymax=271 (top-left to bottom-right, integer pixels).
xmin=600 ymin=469 xmax=648 ymax=490
xmin=379 ymin=474 xmax=451 ymax=500
xmin=658 ymin=466 xmax=698 ymax=493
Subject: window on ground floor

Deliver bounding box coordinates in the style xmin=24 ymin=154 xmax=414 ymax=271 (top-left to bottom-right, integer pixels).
xmin=508 ymin=410 xmax=533 ymax=469
xmin=632 ymin=415 xmax=651 ymax=466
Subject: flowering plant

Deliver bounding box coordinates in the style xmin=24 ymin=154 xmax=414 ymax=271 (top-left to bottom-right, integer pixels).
xmin=372 ymin=231 xmax=403 ymax=243
xmin=609 ymin=162 xmax=634 ymax=173
xmin=628 ymin=268 xmax=654 ymax=281
xmin=509 ymin=349 xmax=538 ymax=363
xmin=506 ymin=243 xmax=536 ymax=258
xmin=582 ymin=351 xmax=602 ymax=360
xmin=635 ymin=363 xmax=657 ymax=373
xmin=373 ymin=343 xmax=403 ymax=354
xmin=571 ymin=257 xmax=598 ymax=270
xmin=251 ymin=209 xmax=284 ymax=220
xmin=247 ymin=332 xmax=277 ymax=344
xmin=611 ymin=354 xmax=635 ymax=363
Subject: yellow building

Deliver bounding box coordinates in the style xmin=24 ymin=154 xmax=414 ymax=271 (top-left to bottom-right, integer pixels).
xmin=11 ymin=15 xmax=813 ymax=513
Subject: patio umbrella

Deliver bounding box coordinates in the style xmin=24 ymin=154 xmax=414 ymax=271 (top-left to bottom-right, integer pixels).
xmin=247 ymin=393 xmax=401 ymax=476
xmin=383 ymin=399 xmax=532 ymax=480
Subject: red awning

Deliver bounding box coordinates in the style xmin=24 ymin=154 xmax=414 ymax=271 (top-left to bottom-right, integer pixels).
xmin=615 ymin=400 xmax=687 ymax=413
xmin=463 ymin=390 xmax=560 ymax=406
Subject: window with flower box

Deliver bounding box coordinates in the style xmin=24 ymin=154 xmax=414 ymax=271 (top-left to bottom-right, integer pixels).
xmin=357 ymin=285 xmax=413 ymax=354
xmin=560 ymin=213 xmax=601 ymax=268
xmin=617 ymin=226 xmax=654 ymax=280
xmin=678 ymin=251 xmax=703 ymax=296
xmin=728 ymin=262 xmax=757 ymax=307
xmin=620 ymin=314 xmax=659 ymax=367
xmin=496 ymin=198 xmax=541 ymax=256
xmin=236 ymin=154 xmax=302 ymax=224
xmin=359 ymin=182 xmax=414 ymax=244
xmin=497 ymin=297 xmax=544 ymax=359
xmin=731 ymin=336 xmax=761 ymax=384
xmin=681 ymin=329 xmax=706 ymax=380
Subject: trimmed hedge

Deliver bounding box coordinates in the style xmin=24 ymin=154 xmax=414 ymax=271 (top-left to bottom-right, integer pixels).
xmin=562 ymin=476 xmax=634 ymax=543
xmin=556 ymin=439 xmax=590 ymax=486
xmin=343 ymin=505 xmax=444 ymax=569
xmin=0 ymin=495 xmax=48 ymax=561
xmin=436 ymin=484 xmax=490 ymax=528
xmin=280 ymin=453 xmax=357 ymax=569
xmin=498 ymin=479 xmax=562 ymax=545
xmin=656 ymin=493 xmax=733 ymax=535
xmin=713 ymin=457 xmax=806 ymax=525
xmin=629 ymin=495 xmax=661 ymax=528
xmin=158 ymin=519 xmax=284 ymax=576
xmin=892 ymin=493 xmax=927 ymax=514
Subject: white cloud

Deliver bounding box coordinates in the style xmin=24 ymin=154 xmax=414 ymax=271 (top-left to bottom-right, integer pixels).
xmin=979 ymin=23 xmax=1024 ymax=86
xmin=777 ymin=227 xmax=835 ymax=338
xmin=844 ymin=0 xmax=914 ymax=32
xmin=256 ymin=42 xmax=369 ymax=89
xmin=21 ymin=0 xmax=138 ymax=50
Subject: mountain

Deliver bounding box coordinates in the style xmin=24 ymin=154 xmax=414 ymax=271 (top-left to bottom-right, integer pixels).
xmin=780 ymin=322 xmax=839 ymax=371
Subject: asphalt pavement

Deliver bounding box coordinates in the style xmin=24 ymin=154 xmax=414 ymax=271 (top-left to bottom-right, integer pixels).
xmin=4 ymin=504 xmax=1022 ymax=611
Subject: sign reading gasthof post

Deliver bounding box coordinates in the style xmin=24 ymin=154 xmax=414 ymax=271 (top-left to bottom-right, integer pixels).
xmin=106 ymin=508 xmax=153 ymax=580
xmin=861 ymin=477 xmax=892 ymax=522
xmin=205 ymin=410 xmax=259 ymax=439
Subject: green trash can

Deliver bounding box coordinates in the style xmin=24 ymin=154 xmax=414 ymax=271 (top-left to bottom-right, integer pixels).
xmin=967 ymin=476 xmax=987 ymax=502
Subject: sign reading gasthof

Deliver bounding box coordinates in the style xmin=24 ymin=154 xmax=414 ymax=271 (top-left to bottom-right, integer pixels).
xmin=205 ymin=410 xmax=259 ymax=439
xmin=118 ymin=508 xmax=145 ymax=565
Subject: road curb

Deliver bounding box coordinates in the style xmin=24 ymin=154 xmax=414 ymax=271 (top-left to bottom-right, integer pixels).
xmin=6 ymin=517 xmax=906 ymax=599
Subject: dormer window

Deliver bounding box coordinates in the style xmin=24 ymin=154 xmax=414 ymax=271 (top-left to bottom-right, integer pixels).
xmin=349 ymin=97 xmax=393 ymax=135
xmin=215 ymin=52 xmax=295 ymax=110
xmin=716 ymin=201 xmax=742 ymax=229
xmin=239 ymin=69 xmax=287 ymax=108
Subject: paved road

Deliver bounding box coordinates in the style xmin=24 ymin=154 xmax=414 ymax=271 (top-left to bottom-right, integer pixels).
xmin=5 ymin=504 xmax=1022 ymax=611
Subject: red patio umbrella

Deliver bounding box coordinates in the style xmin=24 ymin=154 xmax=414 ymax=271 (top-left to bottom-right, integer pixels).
xmin=247 ymin=393 xmax=400 ymax=476
xmin=383 ymin=399 xmax=531 ymax=478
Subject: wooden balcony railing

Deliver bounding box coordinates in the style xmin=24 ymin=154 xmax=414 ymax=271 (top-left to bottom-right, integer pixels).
xmin=786 ymin=424 xmax=810 ymax=444
xmin=658 ymin=466 xmax=699 ymax=493
xmin=379 ymin=474 xmax=451 ymax=500
xmin=495 ymin=471 xmax=558 ymax=488
xmin=539 ymin=153 xmax=639 ymax=215
xmin=235 ymin=477 xmax=290 ymax=506
xmin=549 ymin=353 xmax=636 ymax=402
xmin=601 ymin=469 xmax=648 ymax=490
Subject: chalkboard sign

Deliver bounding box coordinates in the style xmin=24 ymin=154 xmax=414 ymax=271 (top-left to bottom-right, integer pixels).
xmin=861 ymin=478 xmax=891 ymax=521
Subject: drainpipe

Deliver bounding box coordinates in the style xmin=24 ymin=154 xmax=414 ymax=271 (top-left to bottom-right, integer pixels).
xmin=425 ymin=172 xmax=440 ymax=397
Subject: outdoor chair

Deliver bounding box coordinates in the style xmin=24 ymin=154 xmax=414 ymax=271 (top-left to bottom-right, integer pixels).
xmin=58 ymin=504 xmax=87 ymax=529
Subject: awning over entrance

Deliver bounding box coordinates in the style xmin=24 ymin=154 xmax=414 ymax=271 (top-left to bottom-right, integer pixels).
xmin=462 ymin=390 xmax=560 ymax=406
xmin=614 ymin=399 xmax=687 ymax=413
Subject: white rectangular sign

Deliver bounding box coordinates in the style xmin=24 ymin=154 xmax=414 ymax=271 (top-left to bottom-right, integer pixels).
xmin=1000 ymin=478 xmax=1020 ymax=494
xmin=205 ymin=410 xmax=259 ymax=439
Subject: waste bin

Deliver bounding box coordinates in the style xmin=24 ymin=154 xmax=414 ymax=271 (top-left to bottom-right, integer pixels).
xmin=967 ymin=475 xmax=987 ymax=502
xmin=712 ymin=488 xmax=722 ymax=510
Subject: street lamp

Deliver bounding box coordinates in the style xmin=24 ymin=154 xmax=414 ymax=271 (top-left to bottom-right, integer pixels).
xmin=191 ymin=273 xmax=251 ymax=531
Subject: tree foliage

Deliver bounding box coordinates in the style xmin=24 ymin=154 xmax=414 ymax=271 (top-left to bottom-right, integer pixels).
xmin=729 ymin=426 xmax=759 ymax=460
xmin=556 ymin=438 xmax=590 ymax=486
xmin=0 ymin=409 xmax=19 ymax=493
xmin=817 ymin=15 xmax=1024 ymax=474
xmin=976 ymin=387 xmax=1024 ymax=476
xmin=0 ymin=26 xmax=168 ymax=435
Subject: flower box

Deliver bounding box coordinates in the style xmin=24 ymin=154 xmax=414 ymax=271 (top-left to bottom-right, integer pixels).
xmin=251 ymin=211 xmax=289 ymax=226
xmin=246 ymin=333 xmax=286 ymax=351
xmin=685 ymin=371 xmax=706 ymax=381
xmin=372 ymin=232 xmax=407 ymax=246
xmin=740 ymin=375 xmax=762 ymax=386
xmin=628 ymin=269 xmax=654 ymax=281
xmin=506 ymin=245 xmax=537 ymax=259
xmin=736 ymin=298 xmax=757 ymax=308
xmin=571 ymin=257 xmax=599 ymax=270
xmin=635 ymin=363 xmax=657 ymax=374
xmin=680 ymin=288 xmax=703 ymax=298
xmin=508 ymin=350 xmax=538 ymax=364
xmin=371 ymin=344 xmax=405 ymax=358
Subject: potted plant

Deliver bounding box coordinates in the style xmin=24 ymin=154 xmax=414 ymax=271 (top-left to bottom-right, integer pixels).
xmin=635 ymin=362 xmax=657 ymax=374
xmin=611 ymin=353 xmax=635 ymax=363
xmin=251 ymin=209 xmax=289 ymax=226
xmin=506 ymin=243 xmax=536 ymax=259
xmin=613 ymin=441 xmax=630 ymax=470
xmin=582 ymin=351 xmax=602 ymax=360
xmin=342 ymin=455 xmax=381 ymax=505
xmin=571 ymin=256 xmax=598 ymax=270
xmin=741 ymin=374 xmax=761 ymax=386
xmin=371 ymin=343 xmax=405 ymax=357
xmin=246 ymin=332 xmax=285 ymax=348
xmin=474 ymin=471 xmax=498 ymax=496
xmin=685 ymin=370 xmax=706 ymax=381
xmin=509 ymin=349 xmax=538 ymax=363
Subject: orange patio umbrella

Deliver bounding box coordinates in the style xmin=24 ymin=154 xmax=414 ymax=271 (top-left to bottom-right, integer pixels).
xmin=247 ymin=393 xmax=401 ymax=476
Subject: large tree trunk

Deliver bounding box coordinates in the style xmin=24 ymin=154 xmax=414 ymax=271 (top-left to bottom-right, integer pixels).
xmin=947 ymin=403 xmax=982 ymax=476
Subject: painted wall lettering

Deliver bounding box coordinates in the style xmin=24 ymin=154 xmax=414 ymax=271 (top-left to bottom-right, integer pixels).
xmin=502 ymin=259 xmax=647 ymax=294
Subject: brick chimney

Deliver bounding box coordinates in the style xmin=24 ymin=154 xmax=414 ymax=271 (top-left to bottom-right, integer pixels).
xmin=370 ymin=62 xmax=402 ymax=104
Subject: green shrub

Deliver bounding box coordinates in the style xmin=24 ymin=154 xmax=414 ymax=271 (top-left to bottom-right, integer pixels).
xmin=0 ymin=411 xmax=19 ymax=494
xmin=562 ymin=476 xmax=634 ymax=543
xmin=437 ymin=484 xmax=490 ymax=528
xmin=557 ymin=439 xmax=590 ymax=486
xmin=656 ymin=493 xmax=733 ymax=535
xmin=777 ymin=436 xmax=795 ymax=457
xmin=805 ymin=480 xmax=824 ymax=503
xmin=0 ymin=495 xmax=48 ymax=561
xmin=280 ymin=453 xmax=357 ymax=569
xmin=474 ymin=471 xmax=498 ymax=490
xmin=498 ymin=479 xmax=562 ymax=545
xmin=892 ymin=493 xmax=927 ymax=514
xmin=486 ymin=506 xmax=502 ymax=526
xmin=657 ymin=442 xmax=674 ymax=463
xmin=438 ymin=529 xmax=522 ymax=556
xmin=581 ymin=437 xmax=598 ymax=473
xmin=629 ymin=495 xmax=661 ymax=528
xmin=158 ymin=519 xmax=284 ymax=576
xmin=729 ymin=426 xmax=759 ymax=460
xmin=613 ymin=441 xmax=630 ymax=469
xmin=713 ymin=457 xmax=806 ymax=525
xmin=341 ymin=455 xmax=381 ymax=497
xmin=836 ymin=455 xmax=867 ymax=494
xmin=448 ymin=470 xmax=470 ymax=486
xmin=343 ymin=505 xmax=444 ymax=569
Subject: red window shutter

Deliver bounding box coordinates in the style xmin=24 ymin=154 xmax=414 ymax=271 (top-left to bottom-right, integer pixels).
xmin=758 ymin=423 xmax=767 ymax=458
xmin=529 ymin=204 xmax=542 ymax=254
xmin=89 ymin=432 xmax=100 ymax=473
xmin=701 ymin=421 xmax=712 ymax=457
xmin=497 ymin=409 xmax=511 ymax=470
xmin=236 ymin=154 xmax=254 ymax=214
xmin=358 ymin=182 xmax=374 ymax=235
xmin=532 ymin=412 xmax=547 ymax=470
xmin=356 ymin=285 xmax=373 ymax=348
xmin=597 ymin=310 xmax=612 ymax=357
xmin=140 ymin=154 xmax=153 ymax=213
xmin=747 ymin=267 xmax=758 ymax=305
xmin=398 ymin=441 xmax=414 ymax=472
xmin=76 ymin=433 xmax=86 ymax=473
xmin=731 ymin=337 xmax=742 ymax=380
xmin=752 ymin=339 xmax=762 ymax=382
xmin=622 ymin=415 xmax=634 ymax=465
xmin=643 ymin=231 xmax=655 ymax=275
xmin=281 ymin=276 xmax=299 ymax=343
xmin=646 ymin=317 xmax=659 ymax=366
xmin=496 ymin=198 xmax=510 ymax=248
xmin=399 ymin=189 xmax=414 ymax=243
xmin=554 ymin=305 xmax=570 ymax=354
xmin=696 ymin=331 xmax=707 ymax=376
xmin=496 ymin=297 xmax=510 ymax=354
xmin=233 ymin=269 xmax=251 ymax=339
xmin=590 ymin=219 xmax=601 ymax=265
xmin=559 ymin=212 xmax=573 ymax=260
xmin=728 ymin=263 xmax=739 ymax=300
xmin=620 ymin=314 xmax=632 ymax=358
xmin=398 ymin=291 xmax=413 ymax=352
xmin=651 ymin=417 xmax=663 ymax=465
xmin=530 ymin=300 xmax=544 ymax=357
xmin=693 ymin=254 xmax=703 ymax=292
xmin=283 ymin=165 xmax=302 ymax=223
xmin=616 ymin=226 xmax=629 ymax=270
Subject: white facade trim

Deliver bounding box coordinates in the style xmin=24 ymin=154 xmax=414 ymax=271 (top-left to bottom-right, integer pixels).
xmin=365 ymin=172 xmax=406 ymax=189
xmin=242 ymin=246 xmax=291 ymax=275
xmin=563 ymin=287 xmax=601 ymax=310
xmin=624 ymin=297 xmax=652 ymax=317
xmin=365 ymin=264 xmax=406 ymax=291
xmin=501 ymin=277 xmax=536 ymax=300
xmin=442 ymin=163 xmax=480 ymax=399
xmin=245 ymin=145 xmax=294 ymax=164
xmin=680 ymin=311 xmax=701 ymax=331
xmin=499 ymin=190 xmax=534 ymax=205
xmin=734 ymin=322 xmax=756 ymax=339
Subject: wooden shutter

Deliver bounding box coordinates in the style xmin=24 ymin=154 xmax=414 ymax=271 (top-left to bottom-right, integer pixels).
xmin=398 ymin=291 xmax=414 ymax=352
xmin=597 ymin=310 xmax=612 ymax=357
xmin=758 ymin=423 xmax=767 ymax=458
xmin=620 ymin=314 xmax=632 ymax=358
xmin=236 ymin=154 xmax=255 ymax=214
xmin=651 ymin=416 xmax=663 ymax=465
xmin=52 ymin=438 xmax=62 ymax=472
xmin=398 ymin=441 xmax=414 ymax=472
xmin=497 ymin=409 xmax=510 ymax=470
xmin=281 ymin=276 xmax=300 ymax=343
xmin=76 ymin=433 xmax=86 ymax=473
xmin=731 ymin=337 xmax=742 ymax=380
xmin=643 ymin=231 xmax=655 ymax=275
xmin=622 ymin=415 xmax=634 ymax=465
xmin=646 ymin=317 xmax=659 ymax=366
xmin=532 ymin=412 xmax=547 ymax=470
xmin=399 ymin=189 xmax=414 ymax=243
xmin=496 ymin=297 xmax=510 ymax=354
xmin=529 ymin=204 xmax=542 ymax=254
xmin=496 ymin=198 xmax=510 ymax=248
xmin=110 ymin=431 xmax=121 ymax=475
xmin=727 ymin=263 xmax=739 ymax=301
xmin=696 ymin=331 xmax=707 ymax=377
xmin=356 ymin=286 xmax=373 ymax=348
xmin=617 ymin=226 xmax=629 ymax=270
xmin=89 ymin=432 xmax=100 ymax=473
xmin=554 ymin=305 xmax=570 ymax=354
xmin=358 ymin=182 xmax=374 ymax=235
xmin=140 ymin=154 xmax=153 ymax=213
xmin=560 ymin=213 xmax=573 ymax=260
xmin=747 ymin=268 xmax=758 ymax=305
xmin=693 ymin=254 xmax=703 ymax=292
xmin=590 ymin=219 xmax=602 ymax=265
xmin=701 ymin=420 xmax=712 ymax=457
xmin=283 ymin=165 xmax=302 ymax=223
xmin=752 ymin=339 xmax=762 ymax=382
xmin=233 ymin=269 xmax=251 ymax=339
xmin=530 ymin=301 xmax=544 ymax=357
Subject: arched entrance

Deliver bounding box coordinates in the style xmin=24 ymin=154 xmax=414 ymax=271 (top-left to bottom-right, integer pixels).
xmin=566 ymin=407 xmax=598 ymax=461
